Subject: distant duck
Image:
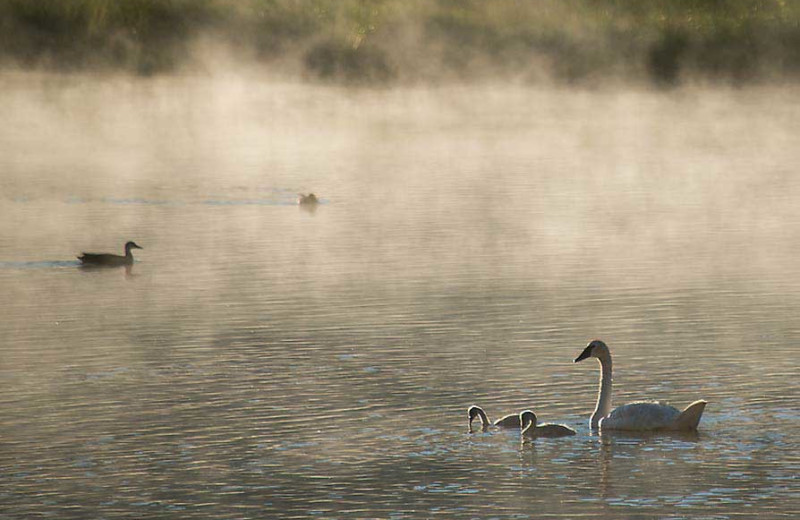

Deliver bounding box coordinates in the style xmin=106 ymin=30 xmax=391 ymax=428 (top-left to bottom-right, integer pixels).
xmin=574 ymin=339 xmax=707 ymax=431
xmin=298 ymin=193 xmax=319 ymax=206
xmin=519 ymin=410 xmax=576 ymax=440
xmin=468 ymin=405 xmax=524 ymax=431
xmin=78 ymin=241 xmax=143 ymax=267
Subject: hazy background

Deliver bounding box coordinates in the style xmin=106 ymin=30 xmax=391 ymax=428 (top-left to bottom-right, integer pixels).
xmin=1 ymin=1 xmax=800 ymax=519
xmin=2 ymin=0 xmax=800 ymax=85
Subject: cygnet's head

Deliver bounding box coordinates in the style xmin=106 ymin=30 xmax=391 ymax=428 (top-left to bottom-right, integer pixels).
xmin=574 ymin=339 xmax=609 ymax=363
xmin=467 ymin=406 xmax=482 ymax=425
xmin=519 ymin=410 xmax=537 ymax=432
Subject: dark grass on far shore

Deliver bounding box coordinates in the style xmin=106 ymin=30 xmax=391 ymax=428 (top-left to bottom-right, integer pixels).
xmin=2 ymin=0 xmax=800 ymax=85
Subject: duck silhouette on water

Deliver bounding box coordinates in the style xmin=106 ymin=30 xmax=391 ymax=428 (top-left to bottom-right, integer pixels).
xmin=78 ymin=241 xmax=143 ymax=267
xmin=298 ymin=193 xmax=319 ymax=206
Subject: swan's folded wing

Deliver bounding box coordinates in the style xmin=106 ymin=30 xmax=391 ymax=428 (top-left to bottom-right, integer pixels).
xmin=673 ymin=400 xmax=707 ymax=430
xmin=536 ymin=423 xmax=577 ymax=437
xmin=493 ymin=413 xmax=522 ymax=428
xmin=600 ymin=402 xmax=681 ymax=431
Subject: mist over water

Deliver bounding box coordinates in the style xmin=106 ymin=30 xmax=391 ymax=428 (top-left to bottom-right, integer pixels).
xmin=1 ymin=72 xmax=799 ymax=518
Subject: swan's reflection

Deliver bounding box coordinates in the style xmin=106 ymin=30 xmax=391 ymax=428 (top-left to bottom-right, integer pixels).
xmin=596 ymin=428 xmax=702 ymax=501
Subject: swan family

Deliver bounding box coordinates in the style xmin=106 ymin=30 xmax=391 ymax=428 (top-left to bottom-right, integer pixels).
xmin=75 ymin=245 xmax=708 ymax=435
xmin=469 ymin=339 xmax=707 ymax=440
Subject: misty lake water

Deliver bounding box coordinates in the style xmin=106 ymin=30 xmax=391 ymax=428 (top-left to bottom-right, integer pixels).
xmin=1 ymin=74 xmax=798 ymax=519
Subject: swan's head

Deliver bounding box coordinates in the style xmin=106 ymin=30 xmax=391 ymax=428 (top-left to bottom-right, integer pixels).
xmin=125 ymin=241 xmax=143 ymax=251
xmin=574 ymin=339 xmax=609 ymax=363
xmin=520 ymin=410 xmax=537 ymax=434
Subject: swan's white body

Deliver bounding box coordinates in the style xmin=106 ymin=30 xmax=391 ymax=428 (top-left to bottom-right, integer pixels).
xmin=519 ymin=410 xmax=576 ymax=439
xmin=600 ymin=401 xmax=686 ymax=430
xmin=574 ymin=340 xmax=706 ymax=431
xmin=468 ymin=405 xmax=522 ymax=431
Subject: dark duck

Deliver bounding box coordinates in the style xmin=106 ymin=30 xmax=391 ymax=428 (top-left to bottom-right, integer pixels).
xmin=78 ymin=241 xmax=143 ymax=267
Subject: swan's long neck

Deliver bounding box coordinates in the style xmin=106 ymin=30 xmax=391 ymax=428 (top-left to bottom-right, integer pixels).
xmin=521 ymin=414 xmax=536 ymax=436
xmin=475 ymin=408 xmax=489 ymax=427
xmin=592 ymin=354 xmax=613 ymax=429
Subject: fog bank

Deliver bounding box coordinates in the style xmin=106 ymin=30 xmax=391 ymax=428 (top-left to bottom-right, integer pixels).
xmin=2 ymin=0 xmax=800 ymax=85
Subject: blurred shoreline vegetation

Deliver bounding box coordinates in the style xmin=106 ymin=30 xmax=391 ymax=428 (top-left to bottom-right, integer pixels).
xmin=1 ymin=0 xmax=800 ymax=84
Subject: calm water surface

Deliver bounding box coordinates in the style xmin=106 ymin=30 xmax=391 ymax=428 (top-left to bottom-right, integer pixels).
xmin=0 ymin=75 xmax=798 ymax=518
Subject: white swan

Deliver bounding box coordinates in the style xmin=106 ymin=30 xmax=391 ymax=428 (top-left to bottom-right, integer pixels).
xmin=519 ymin=410 xmax=576 ymax=439
xmin=573 ymin=339 xmax=707 ymax=431
xmin=468 ymin=405 xmax=523 ymax=431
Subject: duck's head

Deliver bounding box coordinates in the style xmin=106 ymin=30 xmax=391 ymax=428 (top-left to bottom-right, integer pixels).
xmin=574 ymin=339 xmax=609 ymax=363
xmin=125 ymin=241 xmax=143 ymax=252
xmin=520 ymin=410 xmax=537 ymax=433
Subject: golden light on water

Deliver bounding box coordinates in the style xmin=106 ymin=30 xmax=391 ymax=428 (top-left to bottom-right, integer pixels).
xmin=2 ymin=2 xmax=800 ymax=517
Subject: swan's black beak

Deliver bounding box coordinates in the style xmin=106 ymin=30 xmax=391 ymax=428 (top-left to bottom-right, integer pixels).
xmin=574 ymin=344 xmax=593 ymax=363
